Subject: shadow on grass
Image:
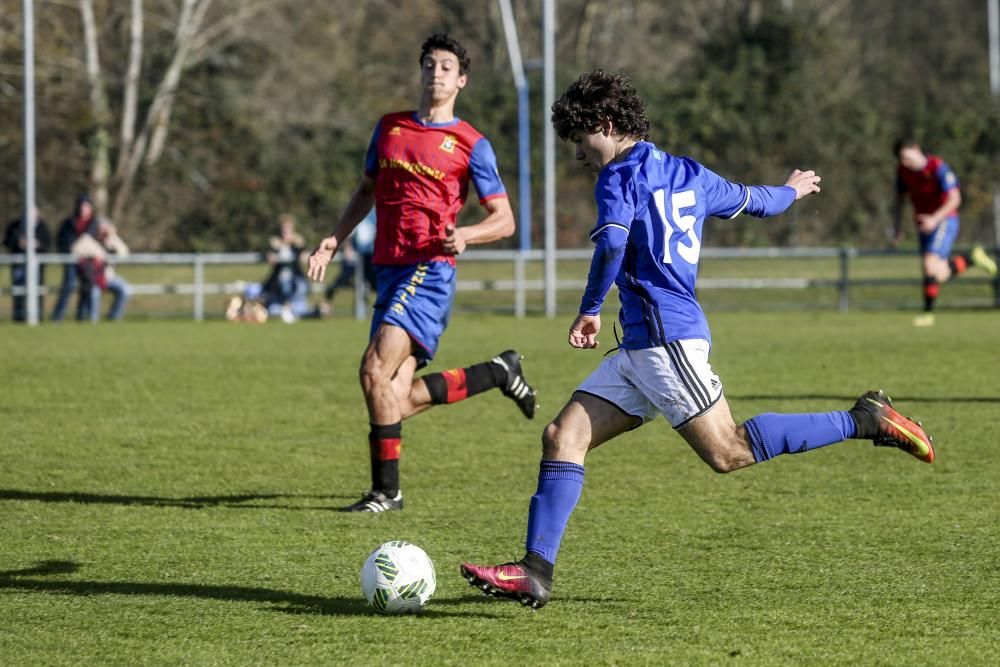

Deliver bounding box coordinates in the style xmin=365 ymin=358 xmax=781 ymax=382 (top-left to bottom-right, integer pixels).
xmin=454 ymin=591 xmax=625 ymax=605
xmin=728 ymin=393 xmax=1000 ymax=404
xmin=0 ymin=560 xmax=499 ymax=618
xmin=0 ymin=489 xmax=355 ymax=511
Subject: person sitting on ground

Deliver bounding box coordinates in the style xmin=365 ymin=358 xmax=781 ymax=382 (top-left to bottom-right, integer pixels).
xmin=262 ymin=214 xmax=310 ymax=322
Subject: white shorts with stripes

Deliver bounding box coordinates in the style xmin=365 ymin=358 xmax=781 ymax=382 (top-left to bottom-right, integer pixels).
xmin=576 ymin=339 xmax=723 ymax=429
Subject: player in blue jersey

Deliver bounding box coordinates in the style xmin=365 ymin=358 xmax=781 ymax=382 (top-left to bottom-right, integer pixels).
xmin=461 ymin=70 xmax=936 ymax=609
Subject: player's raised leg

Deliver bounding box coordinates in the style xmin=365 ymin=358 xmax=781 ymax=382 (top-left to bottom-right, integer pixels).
xmin=969 ymin=244 xmax=998 ymax=276
xmin=678 ymin=391 xmax=934 ymax=470
xmin=344 ymin=330 xmax=538 ymax=511
xmin=416 ymin=350 xmax=537 ymax=418
xmin=919 ymin=238 xmax=999 ymax=328
xmin=461 ymin=392 xmax=638 ymax=609
xmin=392 ymin=351 xmax=538 ymax=421
xmin=681 ymin=395 xmax=859 ymax=470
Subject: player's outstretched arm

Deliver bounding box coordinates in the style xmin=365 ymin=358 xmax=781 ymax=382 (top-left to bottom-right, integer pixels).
xmin=443 ymin=197 xmax=515 ymax=255
xmin=784 ymin=169 xmax=821 ymax=200
xmin=707 ymin=166 xmax=820 ymax=219
xmin=307 ymin=176 xmax=375 ymax=282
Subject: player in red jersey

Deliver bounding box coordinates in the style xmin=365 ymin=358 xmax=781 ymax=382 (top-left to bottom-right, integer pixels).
xmin=892 ymin=139 xmax=996 ymax=327
xmin=307 ymin=34 xmax=537 ymax=512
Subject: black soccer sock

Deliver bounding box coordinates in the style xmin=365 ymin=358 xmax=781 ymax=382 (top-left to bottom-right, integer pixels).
xmin=847 ymin=405 xmax=878 ymax=440
xmin=369 ymin=422 xmax=402 ymax=496
xmin=521 ymin=551 xmax=555 ymax=585
xmin=422 ymin=360 xmax=507 ymax=405
xmin=922 ymin=276 xmax=939 ymax=312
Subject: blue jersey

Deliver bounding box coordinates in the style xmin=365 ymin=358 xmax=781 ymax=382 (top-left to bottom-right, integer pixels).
xmin=580 ymin=141 xmax=797 ymax=349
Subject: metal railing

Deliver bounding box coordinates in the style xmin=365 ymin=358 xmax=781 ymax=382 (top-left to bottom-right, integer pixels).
xmin=2 ymin=246 xmax=998 ymax=320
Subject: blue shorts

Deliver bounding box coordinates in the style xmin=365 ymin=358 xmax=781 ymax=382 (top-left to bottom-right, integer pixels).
xmin=370 ymin=261 xmax=456 ymax=362
xmin=919 ymin=216 xmax=959 ymax=259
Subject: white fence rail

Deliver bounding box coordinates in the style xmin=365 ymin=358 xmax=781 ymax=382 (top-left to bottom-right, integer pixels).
xmin=2 ymin=247 xmax=999 ymax=320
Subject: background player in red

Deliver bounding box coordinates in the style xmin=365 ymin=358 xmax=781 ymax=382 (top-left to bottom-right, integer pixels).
xmin=892 ymin=138 xmax=996 ymax=327
xmin=307 ymin=34 xmax=537 ymax=512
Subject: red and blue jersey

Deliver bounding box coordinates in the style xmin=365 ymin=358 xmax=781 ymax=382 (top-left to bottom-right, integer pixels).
xmin=896 ymin=154 xmax=960 ymax=220
xmin=364 ymin=111 xmax=507 ymax=265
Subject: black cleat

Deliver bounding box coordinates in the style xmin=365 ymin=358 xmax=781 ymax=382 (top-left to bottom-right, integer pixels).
xmin=338 ymin=490 xmax=404 ymax=512
xmin=493 ymin=350 xmax=537 ymax=419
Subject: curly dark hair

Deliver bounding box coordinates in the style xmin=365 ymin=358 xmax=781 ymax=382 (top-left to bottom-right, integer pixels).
xmin=893 ymin=137 xmax=920 ymax=157
xmin=551 ymin=70 xmax=650 ymax=141
xmin=420 ymin=33 xmax=470 ymax=75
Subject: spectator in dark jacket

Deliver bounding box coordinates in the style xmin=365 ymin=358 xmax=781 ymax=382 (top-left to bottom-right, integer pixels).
xmin=3 ymin=205 xmax=51 ymax=321
xmin=51 ymin=195 xmax=99 ymax=321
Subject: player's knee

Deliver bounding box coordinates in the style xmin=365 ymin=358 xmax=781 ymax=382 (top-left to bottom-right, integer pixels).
xmin=923 ymin=256 xmax=944 ymax=276
xmin=359 ymin=353 xmax=389 ymax=390
xmin=705 ymin=453 xmax=738 ymax=474
xmin=706 ymin=443 xmax=754 ymax=473
xmin=541 ymin=422 xmax=559 ymax=451
xmin=541 ymin=421 xmax=586 ymax=459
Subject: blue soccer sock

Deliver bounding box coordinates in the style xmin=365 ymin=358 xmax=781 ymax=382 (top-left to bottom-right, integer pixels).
xmin=525 ymin=460 xmax=585 ymax=566
xmin=744 ymin=411 xmax=857 ymax=463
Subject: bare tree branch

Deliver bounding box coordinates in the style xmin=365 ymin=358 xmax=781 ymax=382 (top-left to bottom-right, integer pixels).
xmin=115 ymin=0 xmax=144 ymax=181
xmin=145 ymin=0 xmax=213 ymax=165
xmin=112 ymin=0 xmax=214 ymax=219
xmin=574 ymin=0 xmax=597 ymax=66
xmin=817 ymin=0 xmax=851 ymax=27
xmin=39 ymin=0 xmax=79 ymax=9
xmin=186 ymin=0 xmax=271 ymax=62
xmin=78 ymin=0 xmax=111 ymax=214
xmin=680 ymin=0 xmax=711 ymax=44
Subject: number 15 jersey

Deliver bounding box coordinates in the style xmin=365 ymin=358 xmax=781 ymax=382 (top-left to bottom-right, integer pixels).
xmin=588 ymin=141 xmax=796 ymax=349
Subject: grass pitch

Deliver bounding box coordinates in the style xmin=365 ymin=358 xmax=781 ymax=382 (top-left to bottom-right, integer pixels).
xmin=1 ymin=312 xmax=998 ymax=665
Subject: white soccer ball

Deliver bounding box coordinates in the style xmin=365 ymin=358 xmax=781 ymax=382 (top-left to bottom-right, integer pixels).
xmin=360 ymin=541 xmax=437 ymax=613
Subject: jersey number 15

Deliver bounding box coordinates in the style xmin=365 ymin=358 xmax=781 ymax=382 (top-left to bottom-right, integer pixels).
xmin=653 ymin=189 xmax=700 ymax=265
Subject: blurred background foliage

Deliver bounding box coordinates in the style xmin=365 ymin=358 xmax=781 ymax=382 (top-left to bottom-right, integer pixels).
xmin=1 ymin=0 xmax=998 ymax=250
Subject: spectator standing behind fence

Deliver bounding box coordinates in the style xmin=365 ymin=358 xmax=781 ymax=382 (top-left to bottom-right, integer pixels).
xmin=70 ymin=219 xmax=131 ymax=322
xmin=892 ymin=139 xmax=997 ymax=327
xmin=51 ymin=195 xmax=99 ymax=322
xmin=262 ymin=214 xmax=310 ymax=323
xmin=4 ymin=206 xmax=51 ymax=321
xmin=312 ymin=208 xmax=377 ymax=318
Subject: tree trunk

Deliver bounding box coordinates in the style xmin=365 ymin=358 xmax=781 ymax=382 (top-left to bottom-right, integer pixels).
xmin=575 ymin=0 xmax=598 ymax=66
xmin=78 ymin=0 xmax=112 ymax=216
xmin=146 ymin=0 xmax=213 ymax=166
xmin=114 ymin=0 xmax=143 ymax=182
xmin=111 ymin=0 xmax=207 ymax=221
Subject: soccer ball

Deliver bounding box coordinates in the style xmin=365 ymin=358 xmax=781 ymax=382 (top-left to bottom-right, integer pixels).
xmin=360 ymin=541 xmax=437 ymax=613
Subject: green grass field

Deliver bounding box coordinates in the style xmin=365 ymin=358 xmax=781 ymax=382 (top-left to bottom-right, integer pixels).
xmin=2 ymin=312 xmax=998 ymax=665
